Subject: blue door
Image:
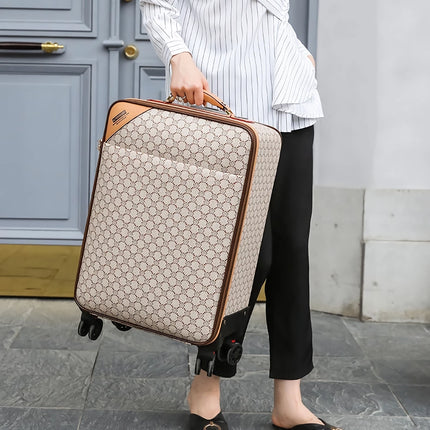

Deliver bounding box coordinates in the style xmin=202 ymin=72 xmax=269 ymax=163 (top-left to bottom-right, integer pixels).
xmin=0 ymin=0 xmax=316 ymax=297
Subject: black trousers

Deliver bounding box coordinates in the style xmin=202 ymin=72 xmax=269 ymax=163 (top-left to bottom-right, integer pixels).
xmin=200 ymin=125 xmax=315 ymax=380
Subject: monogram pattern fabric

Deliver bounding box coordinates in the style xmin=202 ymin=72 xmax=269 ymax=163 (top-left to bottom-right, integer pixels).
xmin=76 ymin=104 xmax=281 ymax=344
xmin=225 ymin=122 xmax=281 ymax=316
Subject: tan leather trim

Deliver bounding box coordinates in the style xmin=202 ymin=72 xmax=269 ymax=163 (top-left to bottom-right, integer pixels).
xmin=103 ymin=101 xmax=151 ymax=142
xmin=200 ymin=124 xmax=259 ymax=345
xmin=74 ymin=138 xmax=105 ymax=308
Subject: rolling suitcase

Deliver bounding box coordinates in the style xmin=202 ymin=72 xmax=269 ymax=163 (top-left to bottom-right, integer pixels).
xmin=75 ymin=91 xmax=282 ymax=374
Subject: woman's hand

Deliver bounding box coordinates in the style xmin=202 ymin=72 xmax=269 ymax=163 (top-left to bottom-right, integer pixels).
xmin=170 ymin=52 xmax=209 ymax=105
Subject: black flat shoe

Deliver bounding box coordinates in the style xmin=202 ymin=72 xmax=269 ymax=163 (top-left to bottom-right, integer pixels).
xmin=189 ymin=411 xmax=229 ymax=430
xmin=272 ymin=418 xmax=342 ymax=430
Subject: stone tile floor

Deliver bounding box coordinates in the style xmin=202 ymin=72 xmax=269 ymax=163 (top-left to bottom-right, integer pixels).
xmin=0 ymin=298 xmax=428 ymax=430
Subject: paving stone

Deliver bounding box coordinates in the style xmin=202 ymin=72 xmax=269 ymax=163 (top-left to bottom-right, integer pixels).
xmin=342 ymin=318 xmax=430 ymax=360
xmin=93 ymin=350 xmax=189 ymax=379
xmin=246 ymin=303 xmax=268 ymax=333
xmin=242 ymin=331 xmax=270 ymax=354
xmin=312 ymin=313 xmax=363 ymax=357
xmin=391 ymin=385 xmax=430 ymax=417
xmin=350 ymin=334 xmax=430 ymax=360
xmin=306 ymin=356 xmax=381 ymax=383
xmin=232 ymin=354 xmax=270 ymax=377
xmin=300 ymin=382 xmax=406 ymax=417
xmin=221 ymin=377 xmax=406 ymax=417
xmin=0 ymin=299 xmax=34 ymax=326
xmin=79 ymin=410 xmax=188 ymax=430
xmin=219 ymin=372 xmax=273 ymax=411
xmin=343 ymin=317 xmax=429 ymax=339
xmin=226 ymin=414 xmax=420 ymax=430
xmin=412 ymin=417 xmax=430 ymax=429
xmin=0 ymin=374 xmax=89 ymax=408
xmin=0 ymin=408 xmax=81 ymax=430
xmin=22 ymin=299 xmax=81 ymax=329
xmin=224 ymin=412 xmax=273 ymax=429
xmin=0 ymin=326 xmax=20 ymax=349
xmin=0 ymin=349 xmax=96 ymax=377
xmin=85 ymin=376 xmax=190 ymax=411
xmin=322 ymin=415 xmax=418 ymax=430
xmin=371 ymin=359 xmax=430 ymax=386
xmin=10 ymin=326 xmax=100 ymax=351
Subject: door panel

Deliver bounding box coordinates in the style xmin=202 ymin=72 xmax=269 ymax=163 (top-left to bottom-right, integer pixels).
xmin=137 ymin=66 xmax=166 ymax=100
xmin=0 ymin=64 xmax=90 ymax=239
xmin=0 ymin=0 xmax=72 ymax=8
xmin=1 ymin=74 xmax=72 ymax=220
xmin=0 ymin=0 xmax=94 ymax=35
xmin=133 ymin=0 xmax=149 ymax=42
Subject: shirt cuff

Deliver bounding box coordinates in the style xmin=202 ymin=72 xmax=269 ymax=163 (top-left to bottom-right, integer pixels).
xmin=162 ymin=38 xmax=192 ymax=67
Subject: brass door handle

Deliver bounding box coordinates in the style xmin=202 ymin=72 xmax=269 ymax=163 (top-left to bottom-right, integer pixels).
xmin=0 ymin=41 xmax=64 ymax=54
xmin=124 ymin=44 xmax=139 ymax=60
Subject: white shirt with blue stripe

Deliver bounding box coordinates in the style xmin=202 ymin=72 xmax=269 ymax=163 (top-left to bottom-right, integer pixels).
xmin=139 ymin=0 xmax=324 ymax=132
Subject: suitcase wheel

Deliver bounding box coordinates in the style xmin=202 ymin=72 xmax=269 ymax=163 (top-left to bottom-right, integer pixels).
xmin=195 ymin=351 xmax=216 ymax=376
xmin=78 ymin=311 xmax=103 ymax=341
xmin=78 ymin=319 xmax=90 ymax=337
xmin=88 ymin=318 xmax=103 ymax=340
xmin=112 ymin=321 xmax=132 ymax=332
xmin=226 ymin=342 xmax=243 ymax=366
xmin=217 ymin=339 xmax=243 ymax=366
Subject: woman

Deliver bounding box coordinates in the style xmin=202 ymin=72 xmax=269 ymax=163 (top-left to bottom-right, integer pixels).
xmin=139 ymin=1 xmax=340 ymax=429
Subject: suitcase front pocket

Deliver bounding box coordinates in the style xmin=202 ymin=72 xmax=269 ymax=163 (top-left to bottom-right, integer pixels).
xmin=76 ymin=142 xmax=246 ymax=343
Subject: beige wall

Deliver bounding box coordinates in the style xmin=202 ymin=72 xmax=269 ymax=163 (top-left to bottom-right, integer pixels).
xmin=309 ymin=0 xmax=430 ymax=322
xmin=314 ymin=0 xmax=430 ymax=189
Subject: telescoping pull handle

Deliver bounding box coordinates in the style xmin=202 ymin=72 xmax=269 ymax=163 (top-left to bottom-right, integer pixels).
xmin=167 ymin=90 xmax=234 ymax=117
xmin=0 ymin=41 xmax=64 ymax=54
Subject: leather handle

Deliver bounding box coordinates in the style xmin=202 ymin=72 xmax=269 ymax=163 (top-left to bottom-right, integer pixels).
xmin=202 ymin=91 xmax=234 ymax=116
xmin=167 ymin=90 xmax=234 ymax=117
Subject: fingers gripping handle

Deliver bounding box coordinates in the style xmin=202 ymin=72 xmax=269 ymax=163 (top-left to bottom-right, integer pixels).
xmin=167 ymin=90 xmax=234 ymax=117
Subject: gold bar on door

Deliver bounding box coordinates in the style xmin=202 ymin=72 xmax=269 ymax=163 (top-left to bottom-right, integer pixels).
xmin=0 ymin=245 xmax=81 ymax=297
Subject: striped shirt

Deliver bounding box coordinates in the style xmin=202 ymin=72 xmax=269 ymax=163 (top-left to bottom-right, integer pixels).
xmin=139 ymin=0 xmax=324 ymax=132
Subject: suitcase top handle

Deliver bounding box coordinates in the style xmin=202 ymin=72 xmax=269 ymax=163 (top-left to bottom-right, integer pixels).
xmin=166 ymin=90 xmax=234 ymax=117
